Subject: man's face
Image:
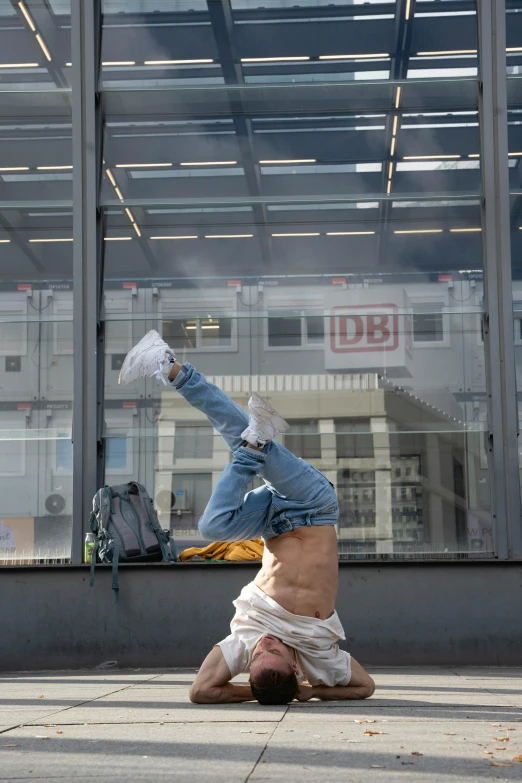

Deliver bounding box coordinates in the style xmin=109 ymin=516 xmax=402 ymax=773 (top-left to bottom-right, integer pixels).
xmin=250 ymin=634 xmax=297 ymax=678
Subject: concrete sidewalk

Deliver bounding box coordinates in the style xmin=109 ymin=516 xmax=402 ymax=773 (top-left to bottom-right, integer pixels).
xmin=0 ymin=667 xmax=521 ymax=781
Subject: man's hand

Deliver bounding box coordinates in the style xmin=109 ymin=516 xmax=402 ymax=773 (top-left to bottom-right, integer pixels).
xmin=296 ymin=683 xmax=316 ymax=701
xmin=189 ymin=646 xmax=255 ymax=704
xmin=295 ymin=659 xmax=375 ymax=702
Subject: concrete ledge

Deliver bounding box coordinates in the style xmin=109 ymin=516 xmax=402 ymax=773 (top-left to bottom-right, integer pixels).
xmin=1 ymin=561 xmax=522 ymax=670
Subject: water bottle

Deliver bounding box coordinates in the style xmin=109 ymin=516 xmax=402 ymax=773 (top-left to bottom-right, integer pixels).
xmin=84 ymin=532 xmax=95 ymax=564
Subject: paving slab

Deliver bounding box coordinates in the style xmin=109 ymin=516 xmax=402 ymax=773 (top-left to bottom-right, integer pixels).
xmin=0 ymin=721 xmax=278 ymax=782
xmin=33 ymin=698 xmax=286 ymax=725
xmin=249 ymin=715 xmax=522 ymax=782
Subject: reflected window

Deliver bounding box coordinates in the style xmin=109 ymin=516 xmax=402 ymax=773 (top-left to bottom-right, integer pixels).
xmin=163 ymin=317 xmax=234 ymax=351
xmin=305 ymin=316 xmax=325 ymax=345
xmin=106 ymin=437 xmax=128 ymax=472
xmin=267 ymin=311 xmax=324 ymax=349
xmin=200 ymin=318 xmax=233 ymax=348
xmin=284 ymin=420 xmax=321 ymax=459
xmin=163 ymin=319 xmax=197 ymax=350
xmin=174 ymin=424 xmax=213 ymax=460
xmin=268 ymin=315 xmax=301 ymax=347
xmin=56 ymin=439 xmax=73 ymax=473
xmin=412 ymin=304 xmax=446 ymax=344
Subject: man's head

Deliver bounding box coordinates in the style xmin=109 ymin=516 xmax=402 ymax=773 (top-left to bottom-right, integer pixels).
xmin=249 ymin=635 xmax=299 ymax=704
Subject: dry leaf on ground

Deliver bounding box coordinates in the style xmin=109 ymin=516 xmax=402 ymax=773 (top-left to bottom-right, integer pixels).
xmin=411 ymin=752 xmax=423 ymax=756
xmin=445 ymin=733 xmax=456 ymax=736
xmin=37 ymin=695 xmax=44 ymax=699
xmin=364 ymin=730 xmax=383 ymax=736
xmin=493 ymin=736 xmax=510 ymax=742
xmin=484 ymin=751 xmax=494 ymax=755
xmin=513 ymin=754 xmax=522 ymax=762
xmin=507 ymin=727 xmax=517 ymax=731
xmin=355 ymin=719 xmax=377 ymax=724
xmin=490 ymin=761 xmax=512 ymax=767
xmin=491 ymin=724 xmax=501 ymax=727
xmin=3 ymin=744 xmax=18 ymax=748
xmin=55 ymin=731 xmax=63 ymax=735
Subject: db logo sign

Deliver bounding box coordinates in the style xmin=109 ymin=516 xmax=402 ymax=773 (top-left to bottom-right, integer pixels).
xmin=330 ymin=304 xmax=399 ymax=353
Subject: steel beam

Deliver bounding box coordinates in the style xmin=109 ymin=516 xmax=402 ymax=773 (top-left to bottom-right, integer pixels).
xmin=71 ymin=0 xmax=104 ymax=565
xmin=206 ymin=0 xmax=272 ymax=266
xmin=478 ymin=0 xmax=522 ymax=558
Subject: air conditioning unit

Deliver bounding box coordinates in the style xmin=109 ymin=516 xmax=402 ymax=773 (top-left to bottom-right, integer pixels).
xmin=45 ymin=493 xmax=66 ymax=515
xmin=155 ymin=489 xmax=189 ymax=513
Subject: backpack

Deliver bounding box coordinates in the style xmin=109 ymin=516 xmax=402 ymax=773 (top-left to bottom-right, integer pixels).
xmin=89 ymin=482 xmax=177 ymax=601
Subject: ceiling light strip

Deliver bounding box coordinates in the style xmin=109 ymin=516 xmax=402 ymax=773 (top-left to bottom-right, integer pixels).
xmin=272 ymin=232 xmax=320 ymax=237
xmin=180 ymin=161 xmax=238 ymax=166
xmin=132 ymin=223 xmax=141 ymax=237
xmin=395 ymin=86 xmax=401 ymax=109
xmin=326 ymin=231 xmax=375 ymax=236
xmin=115 ymin=163 xmax=172 ymax=168
xmin=241 ymin=56 xmax=310 ymax=63
xmin=0 ymin=62 xmax=39 ymax=68
xmin=106 ymin=169 xmax=116 ymax=187
xmin=0 ymin=167 xmax=29 ymax=171
xmin=403 ymin=155 xmax=461 ymax=160
xmin=29 ymin=238 xmax=73 ymax=243
xmin=35 ymin=34 xmax=52 ymax=62
xmin=318 ymin=53 xmax=389 ymax=60
xmin=259 ymin=159 xmax=316 ymax=164
xmin=104 ymin=237 xmax=132 ymax=241
xmin=102 ymin=61 xmax=135 ymax=66
xmin=18 ymin=2 xmax=36 ymax=31
xmin=416 ymin=49 xmax=477 ymax=56
xmin=150 ymin=235 xmax=199 ymax=240
xmin=144 ymin=59 xmax=213 ymax=65
xmin=394 ymin=229 xmax=443 ymax=234
xmin=204 ymin=234 xmax=254 ymax=239
xmin=450 ymin=228 xmax=482 ymax=232
xmin=37 ymin=165 xmax=73 ymax=170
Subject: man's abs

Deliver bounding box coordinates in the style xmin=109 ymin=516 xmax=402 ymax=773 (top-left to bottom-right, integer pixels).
xmin=254 ymin=525 xmax=338 ymax=619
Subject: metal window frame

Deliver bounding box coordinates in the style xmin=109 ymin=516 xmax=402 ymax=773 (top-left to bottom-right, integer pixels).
xmin=71 ymin=0 xmax=105 ymax=565
xmin=67 ymin=0 xmax=522 ymax=563
xmin=477 ymin=0 xmax=522 ymax=558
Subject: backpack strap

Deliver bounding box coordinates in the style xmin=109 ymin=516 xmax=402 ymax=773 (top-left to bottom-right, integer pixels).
xmin=112 ymin=545 xmax=120 ymax=604
xmin=135 ymin=483 xmax=177 ymax=563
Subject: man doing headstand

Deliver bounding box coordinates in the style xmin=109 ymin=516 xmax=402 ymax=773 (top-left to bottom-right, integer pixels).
xmin=119 ymin=330 xmax=375 ymax=705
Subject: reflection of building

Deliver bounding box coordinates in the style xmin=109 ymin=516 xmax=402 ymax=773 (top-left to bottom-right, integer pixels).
xmin=0 ymin=278 xmax=491 ymax=559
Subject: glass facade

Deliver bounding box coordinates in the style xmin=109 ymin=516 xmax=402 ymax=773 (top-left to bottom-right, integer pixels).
xmin=0 ymin=0 xmax=520 ymax=564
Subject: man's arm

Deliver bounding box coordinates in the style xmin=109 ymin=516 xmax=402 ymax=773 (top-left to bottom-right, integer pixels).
xmin=189 ymin=646 xmax=254 ymax=704
xmin=297 ymin=657 xmax=375 ymax=702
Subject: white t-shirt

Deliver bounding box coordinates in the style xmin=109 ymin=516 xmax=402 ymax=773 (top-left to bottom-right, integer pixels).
xmin=217 ymin=581 xmax=351 ymax=687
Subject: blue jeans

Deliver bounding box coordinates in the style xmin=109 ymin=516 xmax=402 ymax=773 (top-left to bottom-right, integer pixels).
xmin=172 ymin=363 xmax=339 ymax=541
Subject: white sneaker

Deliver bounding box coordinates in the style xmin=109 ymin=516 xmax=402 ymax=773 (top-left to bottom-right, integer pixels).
xmin=118 ymin=330 xmax=176 ymax=386
xmin=241 ymin=392 xmax=290 ymax=446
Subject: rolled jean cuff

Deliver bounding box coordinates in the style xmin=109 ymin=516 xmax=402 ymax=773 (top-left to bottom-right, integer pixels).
xmin=232 ymin=445 xmax=268 ymax=463
xmin=168 ymin=362 xmax=192 ymax=389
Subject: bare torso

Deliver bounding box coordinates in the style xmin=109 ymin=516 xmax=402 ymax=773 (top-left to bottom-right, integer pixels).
xmin=254 ymin=525 xmax=338 ymax=619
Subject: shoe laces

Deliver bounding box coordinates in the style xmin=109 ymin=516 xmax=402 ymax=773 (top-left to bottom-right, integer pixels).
xmin=151 ymin=347 xmax=173 ymax=386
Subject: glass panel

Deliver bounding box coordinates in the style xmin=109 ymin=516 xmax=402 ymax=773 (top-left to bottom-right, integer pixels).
xmin=0 ymin=209 xmax=73 ymax=564
xmin=506 ymin=2 xmax=522 ymax=508
xmin=101 ymin=0 xmax=491 ymax=559
xmin=0 ymin=1 xmax=72 ymax=566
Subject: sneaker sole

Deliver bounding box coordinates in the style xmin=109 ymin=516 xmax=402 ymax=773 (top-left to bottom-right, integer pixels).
xmin=248 ymin=393 xmax=290 ymax=433
xmin=118 ymin=329 xmax=161 ymax=385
